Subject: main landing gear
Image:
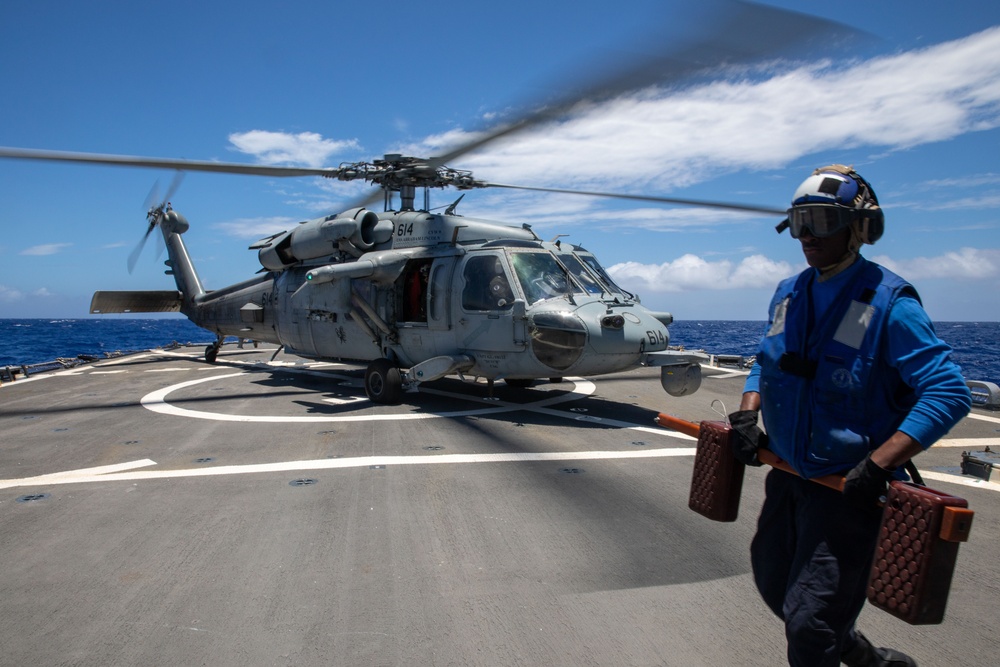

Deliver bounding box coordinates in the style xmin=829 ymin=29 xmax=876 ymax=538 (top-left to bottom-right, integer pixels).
xmin=364 ymin=358 xmax=403 ymax=404
xmin=205 ymin=334 xmax=224 ymax=364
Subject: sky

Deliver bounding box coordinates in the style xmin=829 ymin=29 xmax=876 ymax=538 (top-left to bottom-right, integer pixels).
xmin=1 ymin=0 xmax=999 ymax=322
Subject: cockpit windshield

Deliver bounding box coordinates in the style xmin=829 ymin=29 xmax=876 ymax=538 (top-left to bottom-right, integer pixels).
xmin=510 ymin=252 xmax=581 ymax=305
xmin=556 ymin=252 xmax=605 ymax=296
xmin=576 ymin=252 xmax=629 ymax=298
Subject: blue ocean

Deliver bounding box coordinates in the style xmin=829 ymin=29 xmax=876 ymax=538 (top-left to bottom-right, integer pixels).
xmin=669 ymin=320 xmax=1000 ymax=386
xmin=0 ymin=318 xmax=215 ymax=369
xmin=1 ymin=318 xmax=998 ymax=386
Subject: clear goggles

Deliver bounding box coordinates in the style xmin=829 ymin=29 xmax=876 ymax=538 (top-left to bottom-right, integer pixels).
xmin=784 ymin=205 xmax=857 ymax=238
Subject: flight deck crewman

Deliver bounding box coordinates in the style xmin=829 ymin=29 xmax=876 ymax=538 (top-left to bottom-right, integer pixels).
xmin=728 ymin=165 xmax=971 ymax=667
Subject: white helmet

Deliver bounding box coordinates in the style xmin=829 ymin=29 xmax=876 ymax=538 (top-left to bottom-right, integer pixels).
xmin=778 ymin=165 xmax=884 ymax=244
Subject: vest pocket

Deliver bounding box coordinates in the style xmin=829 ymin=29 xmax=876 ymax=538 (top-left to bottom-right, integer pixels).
xmin=808 ymin=368 xmax=872 ymax=466
xmin=807 ymin=421 xmax=870 ymax=466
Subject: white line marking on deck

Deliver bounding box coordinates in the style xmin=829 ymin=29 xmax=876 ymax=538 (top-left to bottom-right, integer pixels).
xmin=933 ymin=437 xmax=1000 ymax=448
xmin=0 ymin=450 xmax=695 ymax=489
xmin=966 ymin=412 xmax=1000 ymax=425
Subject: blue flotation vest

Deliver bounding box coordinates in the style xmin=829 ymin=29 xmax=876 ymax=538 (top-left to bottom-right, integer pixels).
xmin=758 ymin=258 xmax=919 ymax=478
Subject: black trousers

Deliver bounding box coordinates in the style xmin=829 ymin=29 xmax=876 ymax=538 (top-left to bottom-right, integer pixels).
xmin=750 ymin=468 xmax=884 ymax=667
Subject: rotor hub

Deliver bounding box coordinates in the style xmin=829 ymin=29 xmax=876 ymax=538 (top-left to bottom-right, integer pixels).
xmin=330 ymin=154 xmax=487 ymax=207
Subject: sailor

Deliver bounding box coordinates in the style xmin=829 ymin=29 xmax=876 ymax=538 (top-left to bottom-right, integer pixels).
xmin=729 ymin=165 xmax=971 ymax=666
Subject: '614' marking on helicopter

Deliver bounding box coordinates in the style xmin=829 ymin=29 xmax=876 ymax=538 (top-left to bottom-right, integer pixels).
xmin=394 ymin=221 xmax=442 ymax=247
xmin=647 ymin=330 xmax=666 ymax=345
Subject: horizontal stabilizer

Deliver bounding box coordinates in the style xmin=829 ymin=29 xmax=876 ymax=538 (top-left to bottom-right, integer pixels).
xmin=90 ymin=290 xmax=183 ymax=313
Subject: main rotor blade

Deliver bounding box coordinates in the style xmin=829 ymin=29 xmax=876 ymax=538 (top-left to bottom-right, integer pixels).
xmin=425 ymin=1 xmax=864 ymax=169
xmin=0 ymin=1 xmax=865 ymax=218
xmin=0 ymin=146 xmax=337 ymax=178
xmin=484 ymin=182 xmax=786 ymax=216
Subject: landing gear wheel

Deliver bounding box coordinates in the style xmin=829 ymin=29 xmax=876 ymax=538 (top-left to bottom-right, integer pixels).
xmin=365 ymin=358 xmax=403 ymax=404
xmin=504 ymin=378 xmax=534 ymax=388
xmin=205 ymin=334 xmax=225 ymax=364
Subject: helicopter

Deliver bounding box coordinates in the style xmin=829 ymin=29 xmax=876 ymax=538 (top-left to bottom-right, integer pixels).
xmin=0 ymin=3 xmax=849 ymax=404
xmin=5 ymin=148 xmax=748 ymax=403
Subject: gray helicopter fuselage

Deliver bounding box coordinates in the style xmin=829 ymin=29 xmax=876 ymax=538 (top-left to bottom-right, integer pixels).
xmin=245 ymin=210 xmax=673 ymax=378
xmin=97 ymin=206 xmax=702 ymax=397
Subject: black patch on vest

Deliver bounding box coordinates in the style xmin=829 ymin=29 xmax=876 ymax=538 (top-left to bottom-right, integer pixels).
xmin=779 ymin=353 xmax=817 ymax=379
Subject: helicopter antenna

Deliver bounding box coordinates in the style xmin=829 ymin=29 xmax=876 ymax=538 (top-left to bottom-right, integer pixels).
xmin=444 ymin=194 xmax=465 ymax=216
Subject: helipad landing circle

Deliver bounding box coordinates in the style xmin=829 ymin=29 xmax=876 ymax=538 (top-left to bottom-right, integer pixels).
xmin=140 ymin=371 xmax=598 ymax=423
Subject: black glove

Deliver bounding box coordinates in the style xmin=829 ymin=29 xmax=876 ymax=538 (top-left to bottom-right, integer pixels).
xmin=842 ymin=456 xmax=894 ymax=508
xmin=728 ymin=410 xmax=767 ymax=466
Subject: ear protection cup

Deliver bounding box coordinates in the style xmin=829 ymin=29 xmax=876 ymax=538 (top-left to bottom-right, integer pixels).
xmin=858 ymin=206 xmax=884 ymax=244
xmin=851 ymin=169 xmax=883 ymax=244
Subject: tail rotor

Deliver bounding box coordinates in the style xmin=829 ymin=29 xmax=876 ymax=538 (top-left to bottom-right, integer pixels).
xmin=128 ymin=170 xmax=184 ymax=274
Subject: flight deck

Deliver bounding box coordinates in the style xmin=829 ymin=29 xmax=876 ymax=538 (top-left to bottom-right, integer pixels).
xmin=1 ymin=344 xmax=997 ymax=666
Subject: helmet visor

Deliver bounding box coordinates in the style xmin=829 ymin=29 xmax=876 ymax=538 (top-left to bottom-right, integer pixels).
xmin=786 ymin=205 xmax=854 ymax=239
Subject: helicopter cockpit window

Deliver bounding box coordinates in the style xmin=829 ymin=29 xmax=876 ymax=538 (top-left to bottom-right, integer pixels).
xmin=556 ymin=252 xmax=604 ymax=296
xmin=462 ymin=255 xmax=515 ymax=311
xmin=510 ymin=252 xmax=581 ymax=305
xmin=577 ymin=252 xmax=628 ymax=298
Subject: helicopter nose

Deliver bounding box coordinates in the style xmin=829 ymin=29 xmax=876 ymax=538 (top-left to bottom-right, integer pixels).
xmin=527 ymin=305 xmax=671 ymax=373
xmin=530 ymin=311 xmax=587 ymax=371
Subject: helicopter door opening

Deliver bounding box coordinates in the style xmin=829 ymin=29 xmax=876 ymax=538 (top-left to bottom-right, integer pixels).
xmin=399 ymin=259 xmax=433 ymax=324
xmin=456 ymin=254 xmax=524 ymax=353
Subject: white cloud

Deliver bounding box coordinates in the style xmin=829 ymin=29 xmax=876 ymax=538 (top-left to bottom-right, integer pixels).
xmin=214 ymin=216 xmax=302 ymax=239
xmin=870 ymin=247 xmax=1000 ymax=280
xmin=610 ymin=246 xmax=1000 ymax=297
xmin=925 ymin=173 xmax=1000 ymax=188
xmin=213 ymin=29 xmax=1000 ymax=297
xmin=226 ymin=28 xmax=1000 ymax=226
xmin=608 ymin=254 xmax=796 ymax=293
xmin=20 ymin=243 xmax=72 ymax=256
xmin=402 ymin=27 xmax=1000 ymax=195
xmin=228 ymin=130 xmax=360 ymax=168
xmin=926 ymin=194 xmax=1000 ymax=210
xmin=0 ymin=285 xmax=24 ymax=302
